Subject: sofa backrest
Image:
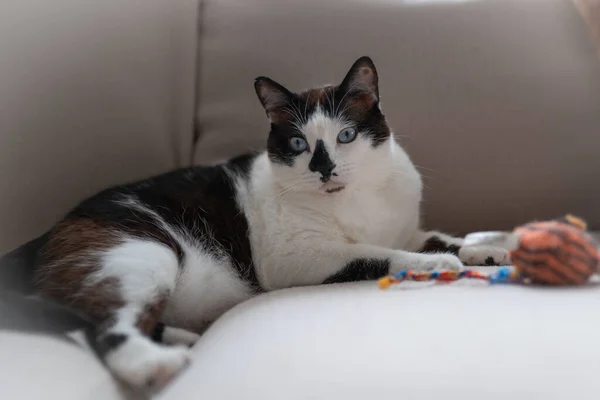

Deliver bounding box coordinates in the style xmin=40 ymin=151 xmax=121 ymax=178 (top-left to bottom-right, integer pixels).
xmin=0 ymin=0 xmax=198 ymax=253
xmin=194 ymin=0 xmax=600 ymax=234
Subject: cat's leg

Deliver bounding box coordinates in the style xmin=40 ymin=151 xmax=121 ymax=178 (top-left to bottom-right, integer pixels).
xmin=88 ymin=240 xmax=193 ymax=389
xmin=260 ymin=241 xmax=464 ymax=289
xmin=408 ymin=230 xmax=510 ymax=266
xmin=38 ymin=238 xmax=191 ymax=390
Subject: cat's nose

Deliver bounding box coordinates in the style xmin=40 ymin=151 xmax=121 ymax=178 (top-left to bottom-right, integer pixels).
xmin=318 ymin=164 xmax=336 ymax=182
xmin=309 ymin=139 xmax=336 ymax=182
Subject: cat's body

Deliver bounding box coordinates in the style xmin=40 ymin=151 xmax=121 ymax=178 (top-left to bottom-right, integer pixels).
xmin=35 ymin=57 xmax=508 ymax=389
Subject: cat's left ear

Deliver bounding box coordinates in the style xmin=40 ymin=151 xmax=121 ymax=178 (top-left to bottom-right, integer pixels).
xmin=339 ymin=56 xmax=379 ymax=107
xmin=254 ymin=77 xmax=294 ymax=121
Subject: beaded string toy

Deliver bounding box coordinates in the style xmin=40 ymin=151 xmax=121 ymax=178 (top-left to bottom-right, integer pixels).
xmin=378 ymin=267 xmax=518 ymax=289
xmin=378 ymin=215 xmax=600 ymax=290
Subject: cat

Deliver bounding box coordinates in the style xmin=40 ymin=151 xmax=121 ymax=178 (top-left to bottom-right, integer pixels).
xmin=34 ymin=56 xmax=508 ymax=390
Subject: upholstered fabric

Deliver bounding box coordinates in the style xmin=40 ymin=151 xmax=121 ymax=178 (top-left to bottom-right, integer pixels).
xmin=0 ymin=331 xmax=131 ymax=400
xmin=0 ymin=0 xmax=199 ymax=253
xmin=161 ymin=277 xmax=600 ymax=400
xmin=194 ymin=0 xmax=600 ymax=234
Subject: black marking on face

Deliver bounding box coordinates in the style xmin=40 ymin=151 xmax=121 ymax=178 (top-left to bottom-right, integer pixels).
xmin=323 ymin=258 xmax=390 ymax=284
xmin=95 ymin=333 xmax=128 ymax=356
xmin=266 ymin=122 xmax=306 ymax=166
xmin=255 ymin=56 xmax=392 ymax=166
xmin=309 ymin=139 xmax=336 ymax=182
xmin=419 ymin=236 xmax=461 ymax=256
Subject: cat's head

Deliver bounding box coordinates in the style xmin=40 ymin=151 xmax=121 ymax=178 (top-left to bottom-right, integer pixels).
xmin=254 ymin=57 xmax=394 ymax=195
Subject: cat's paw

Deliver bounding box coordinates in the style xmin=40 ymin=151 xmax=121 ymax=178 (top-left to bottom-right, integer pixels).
xmin=458 ymin=245 xmax=510 ymax=266
xmin=162 ymin=326 xmax=201 ymax=348
xmin=410 ymin=253 xmax=464 ymax=271
xmin=106 ymin=337 xmax=191 ymax=391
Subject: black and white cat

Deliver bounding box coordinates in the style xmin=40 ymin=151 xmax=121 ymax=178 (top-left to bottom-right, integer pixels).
xmin=35 ymin=57 xmax=508 ymax=389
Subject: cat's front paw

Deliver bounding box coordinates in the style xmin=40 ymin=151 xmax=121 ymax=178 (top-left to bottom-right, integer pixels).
xmin=106 ymin=337 xmax=191 ymax=391
xmin=409 ymin=253 xmax=464 ymax=272
xmin=161 ymin=326 xmax=201 ymax=348
xmin=458 ymin=245 xmax=510 ymax=266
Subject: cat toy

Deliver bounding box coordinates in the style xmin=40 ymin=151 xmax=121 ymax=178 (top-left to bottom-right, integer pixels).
xmin=378 ymin=215 xmax=600 ymax=289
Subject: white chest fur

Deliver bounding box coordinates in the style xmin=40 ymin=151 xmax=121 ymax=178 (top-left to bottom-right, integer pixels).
xmin=332 ymin=182 xmax=418 ymax=249
xmin=245 ymin=143 xmax=423 ymax=261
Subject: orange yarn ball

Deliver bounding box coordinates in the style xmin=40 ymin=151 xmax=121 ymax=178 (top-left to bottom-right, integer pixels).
xmin=511 ymin=216 xmax=599 ymax=285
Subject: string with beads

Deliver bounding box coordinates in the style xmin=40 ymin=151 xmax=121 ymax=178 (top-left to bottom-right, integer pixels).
xmin=378 ymin=267 xmax=520 ymax=290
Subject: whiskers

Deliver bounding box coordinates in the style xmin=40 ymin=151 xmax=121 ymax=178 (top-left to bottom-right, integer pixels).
xmin=304 ymin=89 xmax=311 ymax=122
xmin=271 ymin=177 xmax=313 ymax=203
xmin=282 ymin=99 xmax=305 ymax=126
xmin=413 ymin=163 xmax=435 ymax=173
xmin=412 ymin=164 xmax=435 ymax=189
xmin=333 ymin=82 xmax=360 ymax=117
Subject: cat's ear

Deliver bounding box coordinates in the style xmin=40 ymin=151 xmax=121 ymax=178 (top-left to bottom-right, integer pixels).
xmin=254 ymin=77 xmax=294 ymax=120
xmin=339 ymin=56 xmax=379 ymax=107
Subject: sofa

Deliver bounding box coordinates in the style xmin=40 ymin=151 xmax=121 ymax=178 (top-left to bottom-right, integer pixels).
xmin=1 ymin=0 xmax=600 ymax=399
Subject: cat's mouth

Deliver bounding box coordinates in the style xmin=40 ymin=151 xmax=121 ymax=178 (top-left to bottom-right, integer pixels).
xmin=325 ymin=186 xmax=345 ymax=193
xmin=322 ymin=181 xmax=345 ymax=194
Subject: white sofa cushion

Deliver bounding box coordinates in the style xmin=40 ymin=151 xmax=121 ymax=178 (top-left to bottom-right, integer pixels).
xmin=0 ymin=331 xmax=131 ymax=400
xmin=163 ymin=275 xmax=600 ymax=400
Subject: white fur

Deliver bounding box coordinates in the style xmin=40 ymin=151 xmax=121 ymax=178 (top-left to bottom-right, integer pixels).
xmin=101 ymin=307 xmax=191 ymax=390
xmin=91 ymin=239 xmax=179 ymax=305
xmin=162 ymin=241 xmax=254 ymax=333
xmin=240 ymin=108 xmax=459 ymax=289
xmin=104 ymin=333 xmax=190 ymax=390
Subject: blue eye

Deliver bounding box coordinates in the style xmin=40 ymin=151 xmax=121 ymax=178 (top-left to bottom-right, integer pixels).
xmin=337 ymin=127 xmax=357 ymax=144
xmin=290 ymin=137 xmax=308 ymax=152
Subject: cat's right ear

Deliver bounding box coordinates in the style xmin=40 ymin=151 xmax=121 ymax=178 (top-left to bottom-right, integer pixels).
xmin=254 ymin=77 xmax=294 ymax=121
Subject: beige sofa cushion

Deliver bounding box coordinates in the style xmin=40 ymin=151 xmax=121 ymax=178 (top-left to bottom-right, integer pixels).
xmin=0 ymin=0 xmax=198 ymax=253
xmin=194 ymin=0 xmax=600 ymax=234
xmin=0 ymin=331 xmax=130 ymax=400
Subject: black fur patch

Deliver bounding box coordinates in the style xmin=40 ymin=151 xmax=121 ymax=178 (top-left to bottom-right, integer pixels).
xmin=323 ymin=258 xmax=390 ymax=284
xmin=62 ymin=153 xmax=261 ymax=292
xmin=419 ymin=236 xmax=461 ymax=256
xmin=266 ymin=122 xmax=303 ymax=166
xmin=94 ymin=333 xmax=127 ymax=356
xmin=150 ymin=322 xmax=165 ymax=343
xmin=309 ymin=139 xmax=336 ymax=182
